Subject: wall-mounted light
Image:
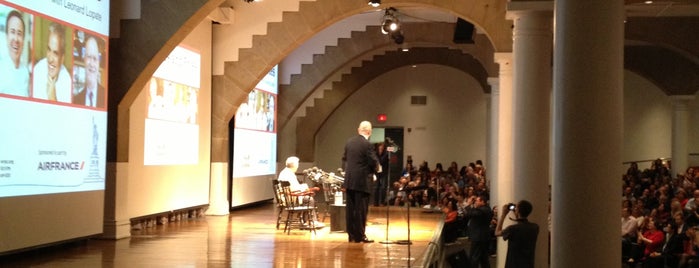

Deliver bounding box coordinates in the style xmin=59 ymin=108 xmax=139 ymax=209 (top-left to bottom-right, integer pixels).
xmin=368 ymin=0 xmax=381 ymax=7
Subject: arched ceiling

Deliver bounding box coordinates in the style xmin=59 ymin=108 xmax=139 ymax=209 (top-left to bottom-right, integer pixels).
xmin=293 ymin=47 xmax=489 ymax=161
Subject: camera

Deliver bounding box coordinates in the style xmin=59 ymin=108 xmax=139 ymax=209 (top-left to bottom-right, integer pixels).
xmin=507 ymin=203 xmax=516 ymax=211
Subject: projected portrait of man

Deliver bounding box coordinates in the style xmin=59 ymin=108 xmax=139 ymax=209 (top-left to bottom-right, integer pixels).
xmin=73 ymin=34 xmax=105 ymax=108
xmin=0 ymin=9 xmax=30 ymax=97
xmin=32 ymin=21 xmax=71 ymax=102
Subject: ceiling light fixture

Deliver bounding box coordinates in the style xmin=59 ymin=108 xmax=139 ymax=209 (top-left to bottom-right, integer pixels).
xmin=381 ymin=7 xmax=400 ymax=34
xmin=368 ymin=0 xmax=381 ymax=7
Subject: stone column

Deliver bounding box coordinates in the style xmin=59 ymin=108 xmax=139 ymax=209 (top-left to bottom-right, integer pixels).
xmin=494 ymin=52 xmax=513 ymax=268
xmin=487 ymin=77 xmax=500 ymax=205
xmin=552 ymin=0 xmax=624 ymax=267
xmin=507 ymin=2 xmax=553 ymax=267
xmin=671 ymin=95 xmax=696 ymax=177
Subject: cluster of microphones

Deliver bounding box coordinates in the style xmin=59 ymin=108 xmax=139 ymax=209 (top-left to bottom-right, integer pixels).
xmin=302 ymin=167 xmax=345 ymax=186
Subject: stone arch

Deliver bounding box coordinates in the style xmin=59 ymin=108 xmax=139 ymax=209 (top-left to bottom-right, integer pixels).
xmin=278 ymin=22 xmax=497 ymax=131
xmin=625 ymin=45 xmax=699 ymax=96
xmin=212 ymin=0 xmax=512 ymax=162
xmin=294 ymin=47 xmax=489 ymax=161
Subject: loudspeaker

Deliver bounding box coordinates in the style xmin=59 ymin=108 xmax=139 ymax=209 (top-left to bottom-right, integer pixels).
xmin=453 ymin=18 xmax=475 ymax=44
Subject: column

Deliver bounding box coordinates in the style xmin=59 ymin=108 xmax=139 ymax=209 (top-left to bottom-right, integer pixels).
xmin=552 ymin=0 xmax=624 ymax=267
xmin=507 ymin=3 xmax=553 ymax=267
xmin=487 ymin=77 xmax=499 ymax=205
xmin=671 ymin=95 xmax=695 ymax=177
xmin=494 ymin=52 xmax=513 ymax=268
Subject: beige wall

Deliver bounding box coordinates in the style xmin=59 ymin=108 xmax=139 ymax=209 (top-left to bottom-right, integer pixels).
xmin=314 ymin=64 xmax=488 ymax=170
xmin=623 ymin=70 xmax=673 ymax=164
xmin=126 ymin=19 xmax=212 ymax=217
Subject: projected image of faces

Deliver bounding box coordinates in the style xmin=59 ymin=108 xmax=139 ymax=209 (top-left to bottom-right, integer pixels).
xmin=0 ymin=7 xmax=32 ymax=97
xmin=71 ymin=31 xmax=106 ymax=108
xmin=146 ymin=76 xmax=199 ymax=124
xmin=235 ymin=89 xmax=276 ymax=132
xmin=31 ymin=17 xmax=72 ymax=103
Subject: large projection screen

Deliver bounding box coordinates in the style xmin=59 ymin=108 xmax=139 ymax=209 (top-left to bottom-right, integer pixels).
xmin=0 ymin=0 xmax=109 ymax=253
xmin=231 ymin=66 xmax=277 ymax=207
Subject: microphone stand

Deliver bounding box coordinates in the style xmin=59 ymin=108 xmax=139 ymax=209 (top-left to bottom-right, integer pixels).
xmin=395 ymin=185 xmax=428 ymax=246
xmin=380 ymin=147 xmax=395 ymax=244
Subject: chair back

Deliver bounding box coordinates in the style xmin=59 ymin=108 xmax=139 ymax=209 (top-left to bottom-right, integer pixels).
xmin=272 ymin=179 xmax=287 ymax=207
xmin=279 ymin=180 xmax=295 ymax=207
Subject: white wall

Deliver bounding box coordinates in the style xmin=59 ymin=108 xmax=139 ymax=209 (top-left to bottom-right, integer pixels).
xmin=314 ymin=64 xmax=487 ymax=170
xmin=308 ymin=67 xmax=698 ymax=175
xmin=623 ymin=70 xmax=673 ymax=166
xmin=126 ymin=19 xmax=212 ymax=218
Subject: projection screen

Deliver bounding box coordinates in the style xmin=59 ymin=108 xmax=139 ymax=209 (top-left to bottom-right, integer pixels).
xmin=0 ymin=0 xmax=109 ymax=253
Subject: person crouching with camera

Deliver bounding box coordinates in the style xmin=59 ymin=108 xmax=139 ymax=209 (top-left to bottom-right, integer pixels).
xmin=495 ymin=200 xmax=539 ymax=268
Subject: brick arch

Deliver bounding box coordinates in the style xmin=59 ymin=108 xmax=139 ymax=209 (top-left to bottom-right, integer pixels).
xmin=212 ymin=0 xmax=512 ymax=162
xmin=294 ymin=47 xmax=488 ymax=161
xmin=278 ymin=22 xmax=497 ymax=132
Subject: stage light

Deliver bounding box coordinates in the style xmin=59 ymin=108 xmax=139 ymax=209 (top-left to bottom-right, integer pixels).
xmin=382 ymin=19 xmax=399 ymax=34
xmin=390 ymin=31 xmax=404 ymax=45
xmin=368 ymin=0 xmax=381 ymax=7
xmin=380 ymin=8 xmax=400 ymax=35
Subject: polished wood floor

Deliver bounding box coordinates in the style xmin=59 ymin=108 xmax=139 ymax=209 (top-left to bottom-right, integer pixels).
xmin=2 ymin=202 xmax=444 ymax=267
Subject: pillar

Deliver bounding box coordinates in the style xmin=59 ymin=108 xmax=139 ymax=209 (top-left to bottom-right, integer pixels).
xmin=671 ymin=95 xmax=695 ymax=177
xmin=507 ymin=2 xmax=553 ymax=267
xmin=552 ymin=0 xmax=624 ymax=267
xmin=487 ymin=77 xmax=500 ymax=205
xmin=494 ymin=52 xmax=513 ymax=268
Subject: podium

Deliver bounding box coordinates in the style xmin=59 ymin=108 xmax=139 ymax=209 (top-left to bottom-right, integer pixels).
xmin=329 ymin=204 xmax=346 ymax=232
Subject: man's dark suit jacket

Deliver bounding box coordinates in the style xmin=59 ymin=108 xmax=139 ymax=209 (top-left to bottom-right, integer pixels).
xmin=342 ymin=135 xmax=378 ymax=194
xmin=73 ymin=85 xmax=105 ymax=108
xmin=464 ymin=204 xmax=493 ymax=242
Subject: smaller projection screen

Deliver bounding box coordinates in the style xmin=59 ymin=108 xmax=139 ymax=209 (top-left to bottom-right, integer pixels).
xmin=231 ymin=66 xmax=277 ymax=207
xmin=143 ymin=46 xmax=201 ymax=166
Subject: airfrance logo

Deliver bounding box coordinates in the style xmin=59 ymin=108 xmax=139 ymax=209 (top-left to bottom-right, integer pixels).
xmin=37 ymin=161 xmax=85 ymax=171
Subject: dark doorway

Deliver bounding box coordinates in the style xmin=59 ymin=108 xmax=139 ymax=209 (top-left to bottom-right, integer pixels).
xmin=384 ymin=127 xmax=404 ymax=184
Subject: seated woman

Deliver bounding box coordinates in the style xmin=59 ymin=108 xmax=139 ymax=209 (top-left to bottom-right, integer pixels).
xmin=442 ymin=198 xmax=461 ymax=243
xmin=629 ymin=218 xmax=664 ymax=265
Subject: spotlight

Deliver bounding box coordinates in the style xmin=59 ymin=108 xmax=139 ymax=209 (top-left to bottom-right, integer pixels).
xmin=382 ymin=19 xmax=399 ymax=34
xmin=368 ymin=0 xmax=381 ymax=7
xmin=390 ymin=31 xmax=404 ymax=45
xmin=380 ymin=8 xmax=400 ymax=34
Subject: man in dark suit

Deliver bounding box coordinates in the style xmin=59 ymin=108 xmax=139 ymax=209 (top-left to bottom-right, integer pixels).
xmin=342 ymin=121 xmax=379 ymax=243
xmin=73 ymin=35 xmax=105 ymax=108
xmin=464 ymin=194 xmax=493 ymax=268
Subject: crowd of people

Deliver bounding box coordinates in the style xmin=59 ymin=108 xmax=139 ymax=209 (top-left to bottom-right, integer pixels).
xmin=382 ymin=157 xmax=489 ymax=212
xmin=371 ymin=153 xmax=502 ymax=266
xmin=371 ymin=153 xmax=699 ymax=268
xmin=622 ymin=159 xmax=699 ymax=268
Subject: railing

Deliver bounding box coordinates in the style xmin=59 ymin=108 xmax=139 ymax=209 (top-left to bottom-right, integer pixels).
xmin=420 ymin=215 xmax=445 ymax=267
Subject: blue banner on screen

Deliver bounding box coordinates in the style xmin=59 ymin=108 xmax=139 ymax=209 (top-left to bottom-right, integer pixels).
xmin=233 ymin=66 xmax=277 ymax=178
xmin=0 ymin=0 xmax=109 ymax=197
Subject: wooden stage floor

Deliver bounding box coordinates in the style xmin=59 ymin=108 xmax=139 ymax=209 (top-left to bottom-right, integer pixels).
xmin=2 ymin=202 xmax=444 ymax=267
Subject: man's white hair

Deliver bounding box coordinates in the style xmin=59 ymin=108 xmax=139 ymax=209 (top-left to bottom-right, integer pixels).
xmin=358 ymin=121 xmax=372 ymax=134
xmin=285 ymin=156 xmax=299 ymax=167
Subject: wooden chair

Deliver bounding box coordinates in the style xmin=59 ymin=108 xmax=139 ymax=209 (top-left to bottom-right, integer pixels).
xmin=279 ymin=181 xmax=316 ymax=234
xmin=271 ymin=179 xmax=286 ymax=230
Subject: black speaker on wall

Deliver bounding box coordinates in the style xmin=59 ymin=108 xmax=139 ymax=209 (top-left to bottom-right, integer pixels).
xmin=453 ymin=18 xmax=475 ymax=44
